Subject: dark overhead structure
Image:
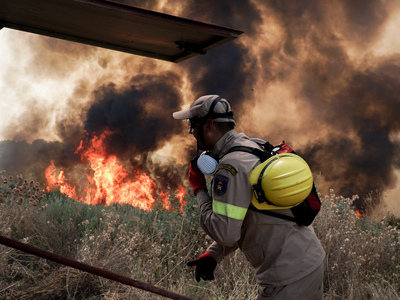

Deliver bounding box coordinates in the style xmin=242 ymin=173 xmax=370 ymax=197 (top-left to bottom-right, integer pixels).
xmin=0 ymin=0 xmax=243 ymax=63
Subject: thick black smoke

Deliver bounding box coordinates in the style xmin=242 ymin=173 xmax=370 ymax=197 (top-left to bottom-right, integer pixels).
xmin=256 ymin=0 xmax=400 ymax=204
xmin=301 ymin=59 xmax=400 ymax=206
xmin=84 ymin=72 xmax=183 ymax=155
xmin=80 ymin=72 xmax=187 ymax=187
xmin=0 ymin=71 xmax=187 ymax=189
xmin=0 ymin=140 xmax=69 ymax=185
xmin=181 ymin=0 xmax=262 ymax=119
xmin=179 ymin=0 xmax=400 ymax=207
xmin=117 ymin=0 xmax=263 ymax=116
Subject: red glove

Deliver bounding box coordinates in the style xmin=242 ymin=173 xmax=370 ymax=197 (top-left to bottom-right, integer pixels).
xmin=187 ymin=252 xmax=217 ymax=282
xmin=188 ymin=159 xmax=207 ymax=195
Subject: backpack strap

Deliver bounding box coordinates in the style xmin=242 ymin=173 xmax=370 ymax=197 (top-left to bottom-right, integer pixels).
xmin=248 ymin=205 xmax=296 ymax=222
xmin=225 ymin=145 xmax=274 ymax=205
xmin=225 ymin=146 xmax=271 ymax=161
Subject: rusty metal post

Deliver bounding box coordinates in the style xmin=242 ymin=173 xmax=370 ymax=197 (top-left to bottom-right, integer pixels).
xmin=0 ymin=235 xmax=193 ymax=300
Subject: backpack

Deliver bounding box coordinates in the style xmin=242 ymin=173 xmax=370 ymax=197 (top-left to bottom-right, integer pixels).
xmin=226 ymin=140 xmax=321 ymax=226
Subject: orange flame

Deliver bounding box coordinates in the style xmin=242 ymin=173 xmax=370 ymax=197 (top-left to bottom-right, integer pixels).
xmin=44 ymin=160 xmax=58 ymax=192
xmin=45 ymin=161 xmax=78 ymax=199
xmin=159 ymin=185 xmax=186 ymax=211
xmin=45 ymin=130 xmax=186 ymax=211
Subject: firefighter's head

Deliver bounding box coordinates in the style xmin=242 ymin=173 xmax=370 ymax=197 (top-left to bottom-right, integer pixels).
xmin=172 ymin=95 xmax=235 ymax=150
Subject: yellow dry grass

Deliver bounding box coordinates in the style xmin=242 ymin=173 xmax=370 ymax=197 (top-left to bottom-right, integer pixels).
xmin=0 ymin=172 xmax=399 ymax=299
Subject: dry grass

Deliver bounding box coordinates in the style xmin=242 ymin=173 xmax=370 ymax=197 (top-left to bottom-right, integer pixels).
xmin=313 ymin=190 xmax=400 ymax=300
xmin=0 ymin=172 xmax=399 ymax=299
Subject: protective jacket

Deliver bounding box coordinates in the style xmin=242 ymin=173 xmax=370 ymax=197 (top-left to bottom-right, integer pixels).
xmin=196 ymin=130 xmax=325 ymax=287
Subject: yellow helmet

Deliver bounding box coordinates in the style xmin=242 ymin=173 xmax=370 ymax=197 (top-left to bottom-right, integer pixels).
xmin=248 ymin=153 xmax=313 ymax=210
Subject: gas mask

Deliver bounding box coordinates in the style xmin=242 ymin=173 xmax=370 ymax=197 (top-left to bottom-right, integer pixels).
xmin=197 ymin=151 xmax=218 ymax=176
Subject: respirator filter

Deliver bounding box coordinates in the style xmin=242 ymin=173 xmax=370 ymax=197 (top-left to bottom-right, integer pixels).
xmin=197 ymin=152 xmax=218 ymax=175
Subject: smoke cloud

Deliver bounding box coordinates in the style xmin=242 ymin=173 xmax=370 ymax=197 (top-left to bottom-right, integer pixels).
xmin=84 ymin=73 xmax=184 ymax=155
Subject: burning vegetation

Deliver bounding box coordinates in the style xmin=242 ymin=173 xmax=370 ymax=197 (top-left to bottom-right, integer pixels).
xmin=44 ymin=129 xmax=185 ymax=210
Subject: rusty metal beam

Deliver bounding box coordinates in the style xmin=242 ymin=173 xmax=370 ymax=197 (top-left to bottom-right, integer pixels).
xmin=0 ymin=235 xmax=193 ymax=300
xmin=0 ymin=0 xmax=243 ymax=62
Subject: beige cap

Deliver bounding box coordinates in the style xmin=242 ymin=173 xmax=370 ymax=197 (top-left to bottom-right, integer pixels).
xmin=172 ymin=95 xmax=235 ymax=123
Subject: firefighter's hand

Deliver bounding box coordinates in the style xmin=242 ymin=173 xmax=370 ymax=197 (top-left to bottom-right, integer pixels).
xmin=187 ymin=252 xmax=217 ymax=282
xmin=188 ymin=159 xmax=207 ymax=195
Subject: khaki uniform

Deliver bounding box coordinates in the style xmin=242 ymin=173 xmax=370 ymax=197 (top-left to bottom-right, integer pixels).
xmin=196 ymin=130 xmax=325 ymax=298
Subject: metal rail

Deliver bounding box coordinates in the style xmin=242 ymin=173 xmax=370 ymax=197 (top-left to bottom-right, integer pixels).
xmin=0 ymin=235 xmax=193 ymax=300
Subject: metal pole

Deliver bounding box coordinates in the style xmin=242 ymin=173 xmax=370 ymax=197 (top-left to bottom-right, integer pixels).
xmin=0 ymin=235 xmax=193 ymax=300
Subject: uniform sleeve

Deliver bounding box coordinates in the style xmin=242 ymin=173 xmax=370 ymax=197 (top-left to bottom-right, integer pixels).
xmin=206 ymin=241 xmax=238 ymax=263
xmin=196 ymin=158 xmax=253 ymax=247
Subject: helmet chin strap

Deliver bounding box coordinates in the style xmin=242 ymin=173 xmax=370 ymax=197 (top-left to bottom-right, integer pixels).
xmin=196 ymin=119 xmax=208 ymax=156
xmin=196 ymin=132 xmax=201 ymax=158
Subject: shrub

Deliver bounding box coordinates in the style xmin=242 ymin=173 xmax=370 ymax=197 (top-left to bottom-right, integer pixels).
xmin=313 ymin=190 xmax=400 ymax=300
xmin=0 ymin=173 xmax=399 ymax=299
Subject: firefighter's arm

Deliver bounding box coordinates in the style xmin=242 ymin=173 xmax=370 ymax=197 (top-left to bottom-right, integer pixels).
xmin=206 ymin=241 xmax=238 ymax=263
xmin=197 ymin=162 xmax=251 ymax=247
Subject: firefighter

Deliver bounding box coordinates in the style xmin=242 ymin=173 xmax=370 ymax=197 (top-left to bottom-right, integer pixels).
xmin=172 ymin=95 xmax=325 ymax=300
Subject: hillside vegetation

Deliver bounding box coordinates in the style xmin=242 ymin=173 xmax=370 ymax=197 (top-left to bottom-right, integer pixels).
xmin=0 ymin=173 xmax=399 ymax=299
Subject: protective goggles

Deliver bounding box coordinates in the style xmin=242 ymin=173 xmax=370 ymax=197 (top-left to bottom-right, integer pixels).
xmin=187 ymin=118 xmax=200 ymax=134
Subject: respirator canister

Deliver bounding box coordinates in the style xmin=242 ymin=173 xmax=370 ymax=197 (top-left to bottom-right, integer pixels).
xmin=197 ymin=151 xmax=218 ymax=175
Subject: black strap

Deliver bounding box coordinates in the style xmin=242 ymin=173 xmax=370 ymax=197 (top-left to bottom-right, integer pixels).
xmin=226 ymin=145 xmax=298 ymax=223
xmin=226 ymin=146 xmax=270 ymax=161
xmin=226 ymin=146 xmax=272 ymax=204
xmin=248 ymin=205 xmax=296 ymax=222
xmin=206 ymin=97 xmax=234 ymax=120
